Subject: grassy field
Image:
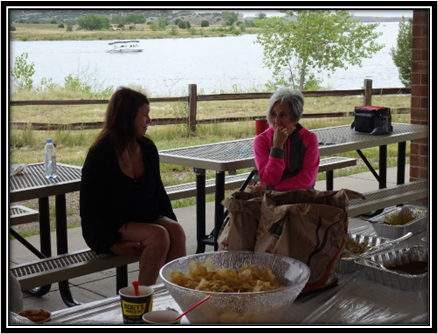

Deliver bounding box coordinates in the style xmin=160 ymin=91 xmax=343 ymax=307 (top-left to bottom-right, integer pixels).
xmin=10 ymin=23 xmax=260 ymax=41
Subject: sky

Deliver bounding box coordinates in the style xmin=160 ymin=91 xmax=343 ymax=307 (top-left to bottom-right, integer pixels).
xmin=191 ymin=9 xmax=414 ymax=18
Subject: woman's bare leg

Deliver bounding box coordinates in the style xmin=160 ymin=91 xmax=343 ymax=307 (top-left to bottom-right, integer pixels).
xmin=117 ymin=222 xmax=170 ymax=286
xmin=154 ymin=217 xmax=187 ymax=262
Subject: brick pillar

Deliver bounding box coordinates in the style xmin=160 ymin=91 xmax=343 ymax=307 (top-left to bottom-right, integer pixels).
xmin=410 ymin=10 xmax=429 ymax=186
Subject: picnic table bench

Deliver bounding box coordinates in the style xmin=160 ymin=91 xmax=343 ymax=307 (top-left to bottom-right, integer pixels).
xmin=165 ymin=156 xmax=357 ymax=200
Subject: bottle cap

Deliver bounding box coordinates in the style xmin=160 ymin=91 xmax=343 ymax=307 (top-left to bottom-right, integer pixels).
xmin=46 ymin=138 xmax=52 ymax=144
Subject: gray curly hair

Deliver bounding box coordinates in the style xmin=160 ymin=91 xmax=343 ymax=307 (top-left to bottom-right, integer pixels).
xmin=266 ymin=88 xmax=304 ymax=126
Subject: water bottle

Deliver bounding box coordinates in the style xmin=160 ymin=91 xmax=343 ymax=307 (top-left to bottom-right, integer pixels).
xmin=44 ymin=138 xmax=57 ymax=179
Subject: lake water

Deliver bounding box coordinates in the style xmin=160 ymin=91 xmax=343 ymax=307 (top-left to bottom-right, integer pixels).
xmin=9 ymin=22 xmax=404 ymax=96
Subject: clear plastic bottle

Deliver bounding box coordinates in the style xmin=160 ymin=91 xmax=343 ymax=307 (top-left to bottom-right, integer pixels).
xmin=44 ymin=138 xmax=57 ymax=179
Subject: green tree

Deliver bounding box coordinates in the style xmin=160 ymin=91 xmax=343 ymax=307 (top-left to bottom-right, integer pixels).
xmin=66 ymin=21 xmax=73 ymax=32
xmin=178 ymin=21 xmax=187 ymax=29
xmin=158 ymin=16 xmax=167 ymax=30
xmin=390 ymin=17 xmax=412 ymax=87
xmin=170 ymin=25 xmax=178 ymax=36
xmin=255 ymin=12 xmax=267 ymax=19
xmin=11 ymin=52 xmax=35 ymax=91
xmin=238 ymin=22 xmax=246 ymax=32
xmin=111 ymin=14 xmax=126 ymax=26
xmin=77 ymin=14 xmax=110 ymax=31
xmin=201 ymin=20 xmax=209 ymax=27
xmin=255 ymin=10 xmax=384 ymax=91
xmin=125 ymin=13 xmax=146 ymax=24
xmin=221 ymin=12 xmax=238 ymax=25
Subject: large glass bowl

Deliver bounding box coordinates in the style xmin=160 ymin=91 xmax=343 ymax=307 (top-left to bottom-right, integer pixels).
xmin=159 ymin=251 xmax=310 ymax=324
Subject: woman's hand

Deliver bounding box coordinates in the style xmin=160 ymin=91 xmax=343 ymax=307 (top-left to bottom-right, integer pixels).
xmin=110 ymin=241 xmax=144 ymax=258
xmin=272 ymin=125 xmax=290 ymax=149
xmin=248 ymin=181 xmax=266 ymax=192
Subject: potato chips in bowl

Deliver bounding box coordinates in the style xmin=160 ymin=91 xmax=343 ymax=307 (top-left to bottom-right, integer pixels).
xmin=160 ymin=251 xmax=310 ymax=324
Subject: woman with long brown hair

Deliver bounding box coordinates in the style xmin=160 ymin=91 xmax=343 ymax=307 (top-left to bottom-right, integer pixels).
xmin=80 ymin=87 xmax=186 ymax=285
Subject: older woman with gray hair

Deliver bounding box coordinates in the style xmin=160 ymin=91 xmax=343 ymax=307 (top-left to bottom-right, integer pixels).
xmin=248 ymin=88 xmax=320 ymax=192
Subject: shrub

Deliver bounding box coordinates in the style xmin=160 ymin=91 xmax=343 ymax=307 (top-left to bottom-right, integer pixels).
xmin=178 ymin=21 xmax=186 ymax=29
xmin=170 ymin=26 xmax=178 ymax=36
xmin=11 ymin=52 xmax=35 ymax=91
xmin=201 ymin=20 xmax=209 ymax=27
xmin=10 ymin=26 xmax=16 ymax=31
xmin=58 ymin=23 xmax=64 ymax=28
xmin=77 ymin=14 xmax=110 ymax=31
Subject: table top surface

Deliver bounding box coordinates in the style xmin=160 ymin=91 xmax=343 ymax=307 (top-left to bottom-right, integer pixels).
xmin=9 ymin=162 xmax=82 ymax=202
xmin=42 ymin=225 xmax=429 ymax=327
xmin=158 ymin=123 xmax=428 ymax=171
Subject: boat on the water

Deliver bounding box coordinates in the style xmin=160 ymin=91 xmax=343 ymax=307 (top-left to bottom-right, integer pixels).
xmin=107 ymin=40 xmax=143 ymax=53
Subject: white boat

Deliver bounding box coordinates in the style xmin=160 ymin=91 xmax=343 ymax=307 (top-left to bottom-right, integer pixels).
xmin=107 ymin=40 xmax=143 ymax=53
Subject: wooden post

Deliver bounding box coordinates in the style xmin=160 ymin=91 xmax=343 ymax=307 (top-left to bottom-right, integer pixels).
xmin=188 ymin=84 xmax=197 ymax=133
xmin=363 ymin=79 xmax=372 ymax=106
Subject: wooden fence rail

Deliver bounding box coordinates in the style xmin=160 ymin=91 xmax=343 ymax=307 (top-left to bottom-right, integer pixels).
xmin=10 ymin=79 xmax=411 ymax=132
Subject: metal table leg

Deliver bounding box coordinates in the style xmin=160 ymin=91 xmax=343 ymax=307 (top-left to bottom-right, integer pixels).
xmin=397 ymin=142 xmax=406 ymax=185
xmin=379 ymin=145 xmax=387 ymax=189
xmin=9 ymin=229 xmax=46 ymax=259
xmin=39 ymin=197 xmax=52 ymax=258
xmin=326 ymin=171 xmax=334 ymax=190
xmin=116 ymin=266 xmax=128 ymax=294
xmin=55 ymin=194 xmax=80 ymax=307
xmin=356 ymin=149 xmax=386 ymax=188
xmin=195 ymin=168 xmax=206 ymax=254
xmin=396 ymin=141 xmax=407 ymax=207
xmin=22 ymin=197 xmax=53 ymax=297
xmin=213 ymin=171 xmax=225 ymax=251
xmin=356 ymin=145 xmax=388 ymax=217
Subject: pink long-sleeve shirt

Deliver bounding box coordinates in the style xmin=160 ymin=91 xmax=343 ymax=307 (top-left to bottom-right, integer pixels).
xmin=253 ymin=124 xmax=320 ymax=191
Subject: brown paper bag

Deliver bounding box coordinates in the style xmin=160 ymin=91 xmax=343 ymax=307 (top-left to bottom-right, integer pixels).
xmin=220 ymin=188 xmax=365 ymax=292
xmin=218 ymin=191 xmax=264 ymax=251
xmin=255 ymin=189 xmax=364 ymax=292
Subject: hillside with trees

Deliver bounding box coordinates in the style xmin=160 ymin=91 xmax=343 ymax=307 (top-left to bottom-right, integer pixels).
xmin=9 ymin=9 xmax=242 ymax=25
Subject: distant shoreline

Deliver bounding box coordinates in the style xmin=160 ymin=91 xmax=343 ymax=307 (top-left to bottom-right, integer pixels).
xmin=353 ymin=16 xmax=408 ymax=22
xmin=9 ymin=13 xmax=407 ymax=43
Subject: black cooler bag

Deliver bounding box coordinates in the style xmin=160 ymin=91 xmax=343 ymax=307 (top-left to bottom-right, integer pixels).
xmin=351 ymin=106 xmax=393 ymax=135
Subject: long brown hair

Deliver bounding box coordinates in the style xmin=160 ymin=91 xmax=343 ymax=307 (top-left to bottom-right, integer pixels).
xmin=91 ymin=87 xmax=150 ymax=155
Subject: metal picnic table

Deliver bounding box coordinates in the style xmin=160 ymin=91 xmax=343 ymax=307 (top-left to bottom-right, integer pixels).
xmin=9 ymin=162 xmax=82 ymax=306
xmin=158 ymin=123 xmax=428 ymax=252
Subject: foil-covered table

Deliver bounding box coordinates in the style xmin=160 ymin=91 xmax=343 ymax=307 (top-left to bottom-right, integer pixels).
xmin=12 ymin=225 xmax=426 ymax=328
